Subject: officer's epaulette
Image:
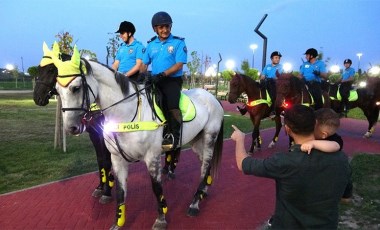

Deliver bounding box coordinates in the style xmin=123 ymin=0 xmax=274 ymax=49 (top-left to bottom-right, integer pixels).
xmin=147 ymin=36 xmax=157 ymax=43
xmin=173 ymin=36 xmax=185 ymax=40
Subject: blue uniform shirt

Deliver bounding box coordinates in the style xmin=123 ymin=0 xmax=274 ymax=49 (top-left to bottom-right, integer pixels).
xmin=115 ymin=40 xmax=144 ymax=73
xmin=143 ymin=34 xmax=187 ymax=77
xmin=342 ymin=67 xmax=355 ymax=81
xmin=300 ymin=60 xmax=326 ymax=82
xmin=262 ymin=63 xmax=283 ymax=79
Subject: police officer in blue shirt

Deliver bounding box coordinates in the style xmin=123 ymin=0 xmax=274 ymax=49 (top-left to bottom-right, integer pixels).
xmin=339 ymin=59 xmax=355 ymax=115
xmin=298 ymin=48 xmax=327 ymax=110
xmin=237 ymin=51 xmax=283 ymax=117
xmin=112 ymin=21 xmax=144 ymax=82
xmin=141 ymin=11 xmax=188 ymax=151
xmin=261 ymin=51 xmax=283 ymax=117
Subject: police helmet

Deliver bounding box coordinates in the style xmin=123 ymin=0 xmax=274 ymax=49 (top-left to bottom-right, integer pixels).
xmin=271 ymin=51 xmax=282 ymax=58
xmin=304 ymin=48 xmax=318 ymax=58
xmin=151 ymin=11 xmax=173 ymax=28
xmin=344 ymin=59 xmax=352 ymax=65
xmin=115 ymin=21 xmax=136 ymax=35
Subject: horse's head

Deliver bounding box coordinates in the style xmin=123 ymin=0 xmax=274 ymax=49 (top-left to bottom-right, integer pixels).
xmin=228 ymin=73 xmax=245 ymax=103
xmin=53 ymin=46 xmax=98 ymax=135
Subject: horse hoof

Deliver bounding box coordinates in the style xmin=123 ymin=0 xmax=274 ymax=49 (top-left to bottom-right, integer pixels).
xmin=168 ymin=172 xmax=176 ymax=180
xmin=363 ymin=132 xmax=372 ymax=138
xmin=268 ymin=141 xmax=276 ymax=148
xmin=162 ymin=167 xmax=169 ymax=175
xmin=92 ymin=188 xmax=103 ymax=198
xmin=152 ymin=218 xmax=167 ymax=230
xmin=109 ymin=224 xmax=121 ymax=230
xmin=187 ymin=207 xmax=200 ymax=217
xmin=99 ymin=195 xmax=113 ymax=204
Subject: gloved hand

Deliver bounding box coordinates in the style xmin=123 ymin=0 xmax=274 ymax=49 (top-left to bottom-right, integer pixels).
xmin=312 ymin=70 xmax=320 ymax=76
xmin=147 ymin=72 xmax=165 ymax=85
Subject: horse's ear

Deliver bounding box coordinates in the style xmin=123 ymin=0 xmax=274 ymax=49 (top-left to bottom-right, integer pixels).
xmin=52 ymin=41 xmax=60 ymax=57
xmin=71 ymin=45 xmax=81 ymax=67
xmin=40 ymin=42 xmax=55 ymax=67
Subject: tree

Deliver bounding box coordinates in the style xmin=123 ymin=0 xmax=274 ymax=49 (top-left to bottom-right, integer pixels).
xmin=241 ymin=59 xmax=260 ymax=80
xmin=186 ymin=51 xmax=201 ymax=89
xmin=106 ymin=33 xmax=120 ymax=65
xmin=27 ymin=66 xmax=38 ymax=89
xmin=10 ymin=66 xmax=19 ymax=88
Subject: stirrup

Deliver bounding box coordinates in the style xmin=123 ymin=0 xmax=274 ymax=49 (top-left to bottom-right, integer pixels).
xmin=162 ymin=133 xmax=177 ymax=152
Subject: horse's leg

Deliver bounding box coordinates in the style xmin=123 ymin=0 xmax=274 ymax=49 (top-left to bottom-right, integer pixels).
xmin=162 ymin=148 xmax=181 ymax=180
xmin=249 ymin=114 xmax=261 ymax=153
xmin=146 ymin=156 xmax=168 ymax=230
xmin=109 ymin=154 xmax=129 ymax=230
xmin=362 ymin=107 xmax=379 ymax=138
xmin=187 ymin=130 xmax=222 ymax=216
xmin=87 ymin=122 xmax=113 ymax=204
xmin=268 ymin=115 xmax=282 ymax=148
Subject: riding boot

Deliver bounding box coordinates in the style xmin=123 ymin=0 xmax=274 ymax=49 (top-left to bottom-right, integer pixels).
xmin=236 ymin=105 xmax=247 ymax=115
xmin=162 ymin=109 xmax=182 ymax=151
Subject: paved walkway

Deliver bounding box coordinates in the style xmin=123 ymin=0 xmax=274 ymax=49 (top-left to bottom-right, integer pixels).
xmin=1 ymin=101 xmax=379 ymax=229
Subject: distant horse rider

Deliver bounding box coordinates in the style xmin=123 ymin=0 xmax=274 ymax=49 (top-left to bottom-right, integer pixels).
xmin=338 ymin=58 xmax=355 ymax=116
xmin=237 ymin=51 xmax=283 ymax=117
xmin=298 ymin=48 xmax=327 ymax=110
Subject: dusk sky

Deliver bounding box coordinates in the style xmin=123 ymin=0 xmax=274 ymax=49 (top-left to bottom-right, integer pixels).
xmin=1 ymin=0 xmax=379 ymax=73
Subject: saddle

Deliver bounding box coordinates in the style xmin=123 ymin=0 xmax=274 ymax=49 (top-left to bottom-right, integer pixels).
xmin=147 ymin=85 xmax=196 ymax=123
xmin=329 ymin=85 xmax=358 ymax=102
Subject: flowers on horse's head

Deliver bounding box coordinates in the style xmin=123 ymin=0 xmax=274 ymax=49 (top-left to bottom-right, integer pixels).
xmin=40 ymin=41 xmax=60 ymax=67
xmin=52 ymin=45 xmax=87 ymax=87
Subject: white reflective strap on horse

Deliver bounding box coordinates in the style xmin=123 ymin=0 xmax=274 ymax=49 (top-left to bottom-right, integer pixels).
xmin=104 ymin=121 xmax=164 ymax=132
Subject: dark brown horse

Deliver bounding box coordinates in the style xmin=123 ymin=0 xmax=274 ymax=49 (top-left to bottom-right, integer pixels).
xmin=327 ymin=77 xmax=380 ymax=138
xmin=228 ymin=73 xmax=282 ymax=153
xmin=275 ymin=72 xmax=331 ymax=111
xmin=33 ymin=53 xmax=114 ymax=204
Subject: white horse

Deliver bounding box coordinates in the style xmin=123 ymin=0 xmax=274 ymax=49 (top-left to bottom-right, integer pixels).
xmin=52 ymin=46 xmax=224 ymax=230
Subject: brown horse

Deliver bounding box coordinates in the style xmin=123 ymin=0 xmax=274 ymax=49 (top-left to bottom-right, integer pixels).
xmin=327 ymin=77 xmax=380 ymax=138
xmin=228 ymin=73 xmax=282 ymax=153
xmin=275 ymin=72 xmax=330 ymax=111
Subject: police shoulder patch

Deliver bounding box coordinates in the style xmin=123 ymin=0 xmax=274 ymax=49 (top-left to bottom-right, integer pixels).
xmin=173 ymin=36 xmax=185 ymax=40
xmin=147 ymin=36 xmax=157 ymax=43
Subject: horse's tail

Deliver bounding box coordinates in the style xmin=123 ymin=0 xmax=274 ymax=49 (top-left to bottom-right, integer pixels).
xmin=211 ymin=119 xmax=224 ymax=178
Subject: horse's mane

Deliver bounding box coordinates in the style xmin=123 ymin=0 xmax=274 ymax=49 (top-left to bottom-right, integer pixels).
xmin=236 ymin=73 xmax=260 ymax=88
xmin=82 ymin=59 xmax=130 ymax=96
xmin=289 ymin=76 xmax=304 ymax=92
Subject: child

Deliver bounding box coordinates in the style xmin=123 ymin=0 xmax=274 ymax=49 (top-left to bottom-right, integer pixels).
xmin=301 ymin=108 xmax=353 ymax=202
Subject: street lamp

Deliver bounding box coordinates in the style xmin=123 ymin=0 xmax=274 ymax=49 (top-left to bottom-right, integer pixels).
xmin=330 ymin=65 xmax=340 ymax=74
xmin=250 ymin=44 xmax=258 ymax=68
xmin=225 ymin=59 xmax=235 ymax=70
xmin=5 ymin=64 xmax=14 ymax=71
xmin=283 ymin=62 xmax=293 ymax=73
xmin=356 ymin=52 xmax=363 ymax=75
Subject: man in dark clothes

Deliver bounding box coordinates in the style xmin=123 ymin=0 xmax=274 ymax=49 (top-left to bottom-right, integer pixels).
xmin=231 ymin=105 xmax=351 ymax=229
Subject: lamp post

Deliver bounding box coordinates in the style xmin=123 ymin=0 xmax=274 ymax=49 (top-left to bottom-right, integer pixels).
xmin=356 ymin=52 xmax=363 ymax=75
xmin=250 ymin=44 xmax=258 ymax=69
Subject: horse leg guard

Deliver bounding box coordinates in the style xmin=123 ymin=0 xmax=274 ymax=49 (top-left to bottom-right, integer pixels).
xmin=99 ymin=172 xmax=114 ymax=204
xmin=92 ymin=168 xmax=106 ymax=198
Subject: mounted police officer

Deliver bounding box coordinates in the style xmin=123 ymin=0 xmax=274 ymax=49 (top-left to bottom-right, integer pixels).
xmin=237 ymin=51 xmax=283 ymax=118
xmin=141 ymin=11 xmax=188 ymax=151
xmin=298 ymin=48 xmax=327 ymax=110
xmin=339 ymin=58 xmax=355 ymax=115
xmin=112 ymin=21 xmax=144 ymax=82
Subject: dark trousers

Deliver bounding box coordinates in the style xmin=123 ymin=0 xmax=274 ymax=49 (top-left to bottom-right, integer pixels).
xmin=261 ymin=79 xmax=276 ymax=111
xmin=339 ymin=82 xmax=352 ymax=110
xmin=306 ymin=81 xmax=323 ymax=110
xmin=156 ymin=77 xmax=183 ymax=110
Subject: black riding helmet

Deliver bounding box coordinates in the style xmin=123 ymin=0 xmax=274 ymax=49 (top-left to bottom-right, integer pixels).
xmin=344 ymin=59 xmax=352 ymax=65
xmin=271 ymin=51 xmax=282 ymax=58
xmin=115 ymin=21 xmax=136 ymax=35
xmin=304 ymin=48 xmax=318 ymax=58
xmin=151 ymin=11 xmax=173 ymax=28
